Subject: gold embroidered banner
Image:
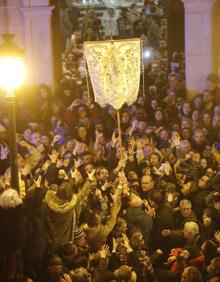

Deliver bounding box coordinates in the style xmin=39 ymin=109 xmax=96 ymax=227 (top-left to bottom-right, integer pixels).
xmin=84 ymin=39 xmax=141 ymax=110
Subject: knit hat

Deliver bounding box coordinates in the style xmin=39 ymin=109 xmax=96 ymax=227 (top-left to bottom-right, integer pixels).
xmin=74 ymin=228 xmax=86 ymax=241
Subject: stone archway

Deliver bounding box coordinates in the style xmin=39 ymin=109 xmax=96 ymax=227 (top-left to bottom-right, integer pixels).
xmin=212 ymin=0 xmax=220 ymax=78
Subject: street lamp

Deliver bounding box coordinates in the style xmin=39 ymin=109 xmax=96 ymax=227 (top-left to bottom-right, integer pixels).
xmin=0 ymin=34 xmax=25 ymax=190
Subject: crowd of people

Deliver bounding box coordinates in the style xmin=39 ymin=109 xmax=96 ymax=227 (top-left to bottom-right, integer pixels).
xmin=0 ymin=0 xmax=220 ymax=282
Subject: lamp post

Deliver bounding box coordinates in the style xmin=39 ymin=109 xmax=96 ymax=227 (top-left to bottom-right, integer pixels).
xmin=0 ymin=34 xmax=25 ymax=191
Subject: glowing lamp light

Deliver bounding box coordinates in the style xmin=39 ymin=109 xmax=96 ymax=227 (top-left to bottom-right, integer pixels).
xmin=0 ymin=57 xmax=25 ymax=95
xmin=0 ymin=34 xmax=25 ymax=96
xmin=144 ymin=50 xmax=151 ymax=59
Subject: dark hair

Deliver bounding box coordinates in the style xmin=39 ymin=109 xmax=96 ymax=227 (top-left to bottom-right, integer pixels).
xmin=148 ymin=189 xmax=164 ymax=206
xmin=87 ymin=212 xmax=99 ymax=227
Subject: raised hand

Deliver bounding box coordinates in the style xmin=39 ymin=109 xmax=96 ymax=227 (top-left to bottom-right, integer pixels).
xmin=49 ymin=150 xmax=60 ymax=164
xmin=99 ymin=244 xmax=110 ymax=258
xmin=34 ymin=175 xmax=42 ymax=188
xmin=56 ymin=159 xmax=64 ymax=169
xmin=20 ymin=162 xmax=31 ymax=176
xmin=95 ymin=130 xmax=104 ymax=142
xmin=171 ymin=133 xmax=181 ymax=148
xmin=58 ymin=169 xmax=68 ymax=180
xmin=214 ymin=230 xmax=220 ymax=243
xmin=87 ymin=169 xmax=96 ymax=181
xmin=42 ymin=160 xmax=51 ymax=172
xmin=101 ymin=180 xmax=110 ymax=191
xmin=0 ymin=144 xmax=9 ymax=160
xmin=74 ymin=158 xmax=82 ymax=169
xmin=152 ymin=166 xmax=163 ymax=176
xmin=128 ymin=135 xmax=136 ymax=149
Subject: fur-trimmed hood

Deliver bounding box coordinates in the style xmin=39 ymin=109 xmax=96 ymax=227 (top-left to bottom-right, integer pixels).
xmin=45 ymin=190 xmax=78 ymax=214
xmin=0 ymin=188 xmax=22 ymax=209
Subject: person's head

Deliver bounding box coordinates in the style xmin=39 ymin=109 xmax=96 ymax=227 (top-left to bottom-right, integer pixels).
xmin=202 ymin=112 xmax=212 ymax=126
xmin=213 ymin=193 xmax=220 ymax=211
xmin=148 ymin=189 xmax=164 ymax=208
xmin=167 ymin=89 xmax=177 ymax=103
xmin=121 ymin=111 xmax=131 ymax=124
xmin=149 ymin=153 xmax=161 ymax=167
xmin=108 ymin=106 xmax=117 ymax=117
xmin=141 ymin=174 xmax=154 ymax=192
xmin=85 ymin=163 xmax=94 ymax=175
xmin=23 ymin=128 xmax=32 ymax=142
xmin=214 ymin=105 xmax=220 ymax=116
xmin=150 ymin=99 xmax=158 ymax=110
xmin=129 ymin=195 xmax=143 ymax=208
xmin=183 ymin=222 xmax=199 ymax=241
xmin=114 ymin=265 xmax=132 ymax=282
xmin=30 ymin=131 xmax=41 ymax=146
xmin=74 ymin=228 xmax=86 ymax=248
xmin=41 ymin=134 xmax=50 ymax=146
xmin=181 ymin=128 xmax=191 ymax=140
xmin=97 ymin=167 xmax=109 ymax=183
xmin=212 ymin=114 xmax=220 ymax=129
xmin=206 ymin=73 xmax=219 ymax=91
xmin=78 ymin=105 xmax=88 ymax=119
xmin=160 ymin=129 xmax=169 ymax=141
xmin=202 ymin=90 xmax=213 ymax=103
xmin=127 ymin=170 xmax=138 ymax=182
xmin=82 ymin=152 xmax=92 ymax=165
xmin=154 ymin=109 xmax=164 ymax=122
xmin=180 ymin=139 xmax=191 ymax=154
xmin=198 ymin=175 xmax=210 ymax=189
xmin=182 ymin=102 xmax=192 ymax=116
xmin=130 ymin=3 xmax=137 ymax=11
xmin=202 ymin=207 xmax=217 ymax=227
xmin=193 ymin=95 xmax=203 ymax=110
xmin=179 ymin=199 xmax=192 ymax=218
xmin=130 ymin=233 xmax=144 ymax=251
xmin=191 ymin=110 xmax=200 ymax=123
xmin=72 ymin=267 xmax=89 ymax=282
xmin=159 ymin=39 xmax=167 ymax=50
xmin=115 ymin=218 xmax=127 ymax=234
xmin=38 ymin=84 xmax=51 ymax=99
xmin=76 ymin=126 xmax=87 ymax=141
xmin=193 ymin=128 xmax=205 ymax=145
xmin=168 ymin=73 xmax=179 ymax=88
xmin=87 ymin=212 xmax=100 ymax=227
xmin=48 ymin=255 xmax=63 ymax=277
xmin=181 ymin=266 xmax=203 ymax=282
xmin=181 ymin=118 xmax=192 ymax=129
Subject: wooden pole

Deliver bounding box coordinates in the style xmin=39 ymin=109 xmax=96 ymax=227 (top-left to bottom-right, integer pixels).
xmin=117 ymin=110 xmax=123 ymax=160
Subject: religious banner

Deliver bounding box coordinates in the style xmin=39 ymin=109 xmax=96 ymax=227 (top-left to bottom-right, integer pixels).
xmin=84 ymin=39 xmax=141 ymax=110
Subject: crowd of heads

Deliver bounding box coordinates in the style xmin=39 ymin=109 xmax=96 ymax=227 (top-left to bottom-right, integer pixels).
xmin=0 ymin=1 xmax=220 ymax=282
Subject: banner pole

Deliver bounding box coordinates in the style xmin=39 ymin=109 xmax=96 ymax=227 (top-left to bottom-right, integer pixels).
xmin=117 ymin=110 xmax=123 ymax=160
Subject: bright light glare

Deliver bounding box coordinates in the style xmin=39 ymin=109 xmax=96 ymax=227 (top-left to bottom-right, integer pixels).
xmin=0 ymin=56 xmax=25 ymax=93
xmin=144 ymin=50 xmax=151 ymax=59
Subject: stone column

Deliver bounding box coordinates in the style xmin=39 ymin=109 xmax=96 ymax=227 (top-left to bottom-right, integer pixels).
xmin=21 ymin=1 xmax=54 ymax=85
xmin=182 ymin=0 xmax=215 ymax=93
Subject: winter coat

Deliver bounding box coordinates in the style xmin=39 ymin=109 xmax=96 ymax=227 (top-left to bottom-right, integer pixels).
xmin=125 ymin=207 xmax=153 ymax=245
xmin=83 ymin=203 xmax=120 ymax=251
xmin=45 ymin=181 xmax=91 ymax=246
xmin=0 ymin=205 xmax=26 ymax=254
